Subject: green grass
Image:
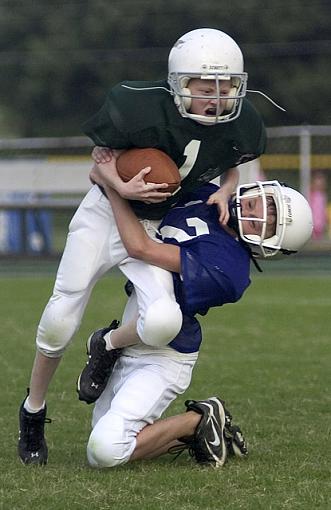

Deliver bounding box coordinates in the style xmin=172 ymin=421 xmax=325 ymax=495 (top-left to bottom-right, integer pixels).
xmin=0 ymin=272 xmax=330 ymax=509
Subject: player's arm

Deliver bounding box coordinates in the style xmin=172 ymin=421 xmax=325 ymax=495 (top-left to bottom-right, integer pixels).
xmin=90 ymin=149 xmax=171 ymax=202
xmin=109 ymin=185 xmax=180 ymax=272
xmin=207 ymin=167 xmax=239 ymax=225
xmin=90 ymin=164 xmax=181 ymax=272
xmin=89 ymin=149 xmax=124 ymax=192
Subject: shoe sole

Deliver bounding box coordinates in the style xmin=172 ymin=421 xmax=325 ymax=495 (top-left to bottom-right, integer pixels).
xmin=76 ymin=372 xmax=96 ymax=404
xmin=232 ymin=442 xmax=247 ymax=458
xmin=226 ymin=425 xmax=248 ymax=458
xmin=221 ymin=401 xmax=248 ymax=458
xmin=19 ymin=455 xmax=48 ymax=466
xmin=202 ymin=397 xmax=227 ymax=467
xmin=76 ymin=333 xmax=93 ymax=396
xmin=86 ymin=331 xmax=94 ymax=355
xmin=76 ymin=373 xmax=82 ymax=392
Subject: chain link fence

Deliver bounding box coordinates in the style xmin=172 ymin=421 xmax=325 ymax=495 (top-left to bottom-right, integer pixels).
xmin=0 ymin=125 xmax=330 ymax=255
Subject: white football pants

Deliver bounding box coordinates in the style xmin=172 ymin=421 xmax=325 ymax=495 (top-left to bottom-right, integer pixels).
xmin=87 ymin=291 xmax=197 ymax=468
xmin=36 ymin=185 xmax=183 ymax=356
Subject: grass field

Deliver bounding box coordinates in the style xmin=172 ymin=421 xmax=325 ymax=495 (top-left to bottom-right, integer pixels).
xmin=0 ymin=267 xmax=330 ymax=509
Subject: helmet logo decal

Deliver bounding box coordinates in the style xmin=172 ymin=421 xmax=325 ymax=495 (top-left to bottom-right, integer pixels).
xmin=201 ymin=63 xmax=229 ymax=71
xmin=286 ymin=201 xmax=293 ymax=222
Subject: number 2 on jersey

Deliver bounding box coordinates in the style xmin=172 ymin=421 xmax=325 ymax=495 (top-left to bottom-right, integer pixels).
xmin=160 ymin=217 xmax=210 ymax=243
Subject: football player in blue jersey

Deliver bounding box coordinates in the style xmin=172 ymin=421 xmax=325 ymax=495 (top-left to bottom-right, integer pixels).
xmin=18 ymin=28 xmax=281 ymax=466
xmin=76 ymin=162 xmax=313 ymax=469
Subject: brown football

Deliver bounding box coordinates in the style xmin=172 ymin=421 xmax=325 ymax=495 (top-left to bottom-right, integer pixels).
xmin=116 ymin=148 xmax=181 ymax=194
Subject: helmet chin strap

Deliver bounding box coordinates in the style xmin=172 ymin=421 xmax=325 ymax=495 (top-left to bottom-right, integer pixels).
xmin=248 ymin=249 xmax=263 ymax=272
xmin=227 ymin=200 xmax=240 ymax=233
xmin=121 ymin=84 xmax=173 ymax=93
xmin=121 ymin=85 xmax=286 ymax=114
xmin=247 ymin=89 xmax=286 ymax=112
xmin=227 ymin=198 xmax=263 ymax=272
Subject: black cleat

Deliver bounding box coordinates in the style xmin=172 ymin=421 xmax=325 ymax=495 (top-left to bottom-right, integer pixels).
xmin=77 ymin=320 xmax=121 ymax=404
xmin=221 ymin=403 xmax=248 ymax=458
xmin=170 ymin=397 xmax=247 ymax=465
xmin=224 ymin=422 xmax=248 ymax=458
xmin=18 ymin=399 xmax=51 ymax=465
xmin=124 ymin=280 xmax=134 ymax=297
xmin=184 ymin=396 xmax=228 ymax=467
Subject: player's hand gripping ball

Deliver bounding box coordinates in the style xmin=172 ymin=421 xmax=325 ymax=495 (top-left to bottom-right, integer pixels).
xmin=117 ymin=148 xmax=181 ymax=194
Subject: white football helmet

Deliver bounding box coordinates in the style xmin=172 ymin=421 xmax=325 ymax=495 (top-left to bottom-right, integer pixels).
xmin=231 ymin=180 xmax=313 ymax=258
xmin=168 ymin=28 xmax=248 ymax=124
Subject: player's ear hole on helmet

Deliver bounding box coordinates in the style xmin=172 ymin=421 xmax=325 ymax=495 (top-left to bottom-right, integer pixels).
xmin=181 ymin=87 xmax=192 ymax=109
xmin=265 ymin=196 xmax=277 ymax=238
xmin=224 ymin=87 xmax=238 ymax=112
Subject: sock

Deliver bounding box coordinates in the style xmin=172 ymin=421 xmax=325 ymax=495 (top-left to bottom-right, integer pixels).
xmin=24 ymin=396 xmax=45 ymax=414
xmin=103 ymin=330 xmax=116 ymax=351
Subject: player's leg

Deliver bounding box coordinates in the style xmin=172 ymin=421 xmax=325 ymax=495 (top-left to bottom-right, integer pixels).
xmin=84 ymin=297 xmax=247 ymax=468
xmin=86 ymin=350 xmax=196 ymax=468
xmin=130 ymin=412 xmax=200 ymax=460
xmin=76 ymin=261 xmax=183 ymax=405
xmin=85 ymin=291 xmax=194 ymax=466
xmin=119 ymin=258 xmax=183 ymax=347
xmin=28 ymin=187 xmax=115 ymax=403
xmin=26 ymin=353 xmax=62 ymax=410
xmin=111 ymin=215 xmax=183 ymax=349
xmin=76 ymin=287 xmax=139 ymax=405
xmin=18 ymin=186 xmax=121 ymax=464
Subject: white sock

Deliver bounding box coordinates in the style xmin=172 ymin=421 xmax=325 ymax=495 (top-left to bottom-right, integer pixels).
xmin=103 ymin=330 xmax=116 ymax=351
xmin=24 ymin=396 xmax=45 ymax=414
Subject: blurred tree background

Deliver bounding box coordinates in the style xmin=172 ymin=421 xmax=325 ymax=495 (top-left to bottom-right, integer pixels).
xmin=0 ymin=0 xmax=330 ymax=137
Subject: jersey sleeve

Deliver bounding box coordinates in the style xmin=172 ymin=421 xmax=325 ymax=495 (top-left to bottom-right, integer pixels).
xmin=175 ymin=235 xmax=251 ymax=316
xmin=82 ymin=80 xmax=170 ymax=149
xmin=82 ymin=85 xmax=132 ymax=148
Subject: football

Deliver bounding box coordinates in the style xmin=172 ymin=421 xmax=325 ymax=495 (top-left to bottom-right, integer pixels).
xmin=116 ymin=148 xmax=181 ymax=194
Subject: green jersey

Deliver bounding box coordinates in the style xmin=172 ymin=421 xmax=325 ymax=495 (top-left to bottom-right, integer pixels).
xmin=83 ymin=80 xmax=266 ymax=219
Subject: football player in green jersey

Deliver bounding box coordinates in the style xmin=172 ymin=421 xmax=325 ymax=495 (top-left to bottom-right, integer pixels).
xmin=84 ymin=28 xmax=266 ymax=222
xmin=18 ymin=28 xmax=266 ymax=466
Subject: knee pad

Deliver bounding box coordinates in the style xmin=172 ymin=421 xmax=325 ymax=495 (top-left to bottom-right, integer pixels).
xmin=139 ymin=297 xmax=183 ymax=347
xmin=87 ymin=414 xmax=135 ymax=468
xmin=36 ymin=295 xmax=82 ymax=357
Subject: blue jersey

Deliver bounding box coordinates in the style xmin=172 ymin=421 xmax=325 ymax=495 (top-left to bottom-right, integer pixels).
xmin=158 ymin=183 xmax=251 ymax=353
